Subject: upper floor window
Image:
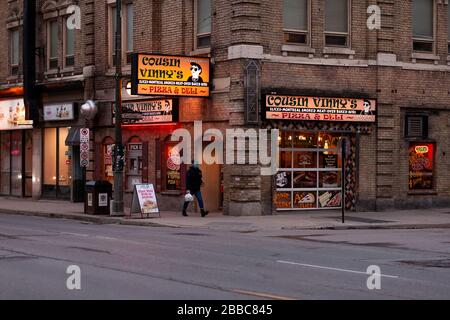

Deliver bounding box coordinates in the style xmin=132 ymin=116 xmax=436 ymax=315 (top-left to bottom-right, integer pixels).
xmin=110 ymin=3 xmax=134 ymax=67
xmin=10 ymin=29 xmax=20 ymax=76
xmin=195 ymin=0 xmax=211 ymax=49
xmin=412 ymin=0 xmax=434 ymax=52
xmin=447 ymin=3 xmax=450 ymax=53
xmin=283 ymin=0 xmax=309 ymax=44
xmin=64 ymin=19 xmax=75 ymax=67
xmin=324 ymin=0 xmax=349 ymax=47
xmin=48 ymin=20 xmax=59 ymax=70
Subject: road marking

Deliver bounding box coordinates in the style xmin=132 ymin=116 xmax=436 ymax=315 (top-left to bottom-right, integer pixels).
xmin=60 ymin=232 xmax=90 ymax=237
xmin=231 ymin=289 xmax=296 ymax=300
xmin=277 ymin=260 xmax=399 ymax=279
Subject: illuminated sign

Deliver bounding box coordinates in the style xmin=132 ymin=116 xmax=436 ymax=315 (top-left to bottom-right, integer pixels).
xmin=264 ymin=94 xmax=376 ymax=123
xmin=114 ymin=99 xmax=178 ymax=125
xmin=131 ymin=54 xmax=210 ymax=97
xmin=0 ymin=99 xmax=33 ymax=130
xmin=415 ymin=145 xmax=429 ymax=154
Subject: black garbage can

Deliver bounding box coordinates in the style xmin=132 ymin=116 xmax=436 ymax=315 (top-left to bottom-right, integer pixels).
xmin=84 ymin=181 xmax=112 ymax=215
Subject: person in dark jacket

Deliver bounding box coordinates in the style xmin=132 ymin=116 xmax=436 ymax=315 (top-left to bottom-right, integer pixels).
xmin=182 ymin=161 xmax=209 ymax=217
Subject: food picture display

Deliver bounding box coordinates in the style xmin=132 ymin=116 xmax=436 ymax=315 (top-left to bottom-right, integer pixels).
xmin=293 ymin=171 xmax=317 ymax=188
xmin=293 ymin=152 xmax=316 ymax=168
xmin=318 ymin=191 xmax=342 ymax=208
xmin=293 ymin=192 xmax=317 ymax=209
xmin=274 ymin=192 xmax=291 ymax=209
xmin=276 ymin=171 xmax=291 ymax=188
xmin=276 ymin=131 xmax=343 ymax=210
xmin=166 ymin=145 xmax=181 ymax=190
xmin=409 ymin=143 xmax=434 ymax=190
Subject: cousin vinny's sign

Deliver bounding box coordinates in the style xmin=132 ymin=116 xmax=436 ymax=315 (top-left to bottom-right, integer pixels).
xmin=131 ymin=54 xmax=210 ymax=97
xmin=265 ymin=94 xmax=376 ymax=123
xmin=121 ymin=99 xmax=174 ymax=125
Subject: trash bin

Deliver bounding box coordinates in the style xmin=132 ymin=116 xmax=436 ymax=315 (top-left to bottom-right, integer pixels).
xmin=84 ymin=181 xmax=112 ymax=215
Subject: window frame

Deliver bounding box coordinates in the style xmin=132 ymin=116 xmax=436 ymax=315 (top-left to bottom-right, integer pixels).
xmin=10 ymin=28 xmax=20 ymax=76
xmin=283 ymin=0 xmax=311 ymax=46
xmin=412 ymin=0 xmax=436 ymax=53
xmin=323 ymin=0 xmax=351 ymax=48
xmin=47 ymin=19 xmax=59 ymax=70
xmin=108 ymin=2 xmax=134 ymax=68
xmin=194 ymin=0 xmax=212 ymax=50
xmin=63 ymin=17 xmax=75 ymax=68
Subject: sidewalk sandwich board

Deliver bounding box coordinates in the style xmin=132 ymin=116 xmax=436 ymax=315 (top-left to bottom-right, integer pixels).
xmin=130 ymin=184 xmax=160 ymax=218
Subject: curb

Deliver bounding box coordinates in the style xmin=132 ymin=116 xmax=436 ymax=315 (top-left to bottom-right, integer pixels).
xmin=2 ymin=208 xmax=450 ymax=231
xmin=282 ymin=223 xmax=450 ymax=231
xmin=0 ymin=209 xmax=177 ymax=228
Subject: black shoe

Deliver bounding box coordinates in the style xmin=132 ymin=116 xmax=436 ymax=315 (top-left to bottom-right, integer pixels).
xmin=201 ymin=209 xmax=209 ymax=217
xmin=182 ymin=210 xmax=188 ymax=217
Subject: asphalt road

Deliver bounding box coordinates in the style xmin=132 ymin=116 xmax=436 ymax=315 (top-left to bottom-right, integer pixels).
xmin=0 ymin=213 xmax=449 ymax=300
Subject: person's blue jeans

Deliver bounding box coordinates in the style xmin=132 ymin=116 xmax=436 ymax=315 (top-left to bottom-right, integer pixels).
xmin=183 ymin=191 xmax=204 ymax=210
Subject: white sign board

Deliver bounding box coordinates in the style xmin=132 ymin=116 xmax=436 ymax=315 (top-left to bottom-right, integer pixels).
xmin=44 ymin=103 xmax=75 ymax=121
xmin=0 ymin=99 xmax=33 ymax=130
xmin=131 ymin=184 xmax=160 ymax=218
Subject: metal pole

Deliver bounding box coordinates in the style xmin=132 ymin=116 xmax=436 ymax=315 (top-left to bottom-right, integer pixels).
xmin=341 ymin=137 xmax=346 ymax=224
xmin=112 ymin=0 xmax=124 ymax=216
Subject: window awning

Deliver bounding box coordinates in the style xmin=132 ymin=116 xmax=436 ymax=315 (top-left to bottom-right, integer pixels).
xmin=65 ymin=127 xmax=80 ymax=146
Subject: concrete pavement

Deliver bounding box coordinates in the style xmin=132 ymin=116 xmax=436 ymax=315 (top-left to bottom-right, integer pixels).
xmin=1 ymin=196 xmax=450 ymax=232
xmin=0 ymin=214 xmax=449 ymax=299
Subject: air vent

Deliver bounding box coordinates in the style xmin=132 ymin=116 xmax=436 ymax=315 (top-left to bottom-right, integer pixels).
xmin=405 ymin=115 xmax=428 ymax=138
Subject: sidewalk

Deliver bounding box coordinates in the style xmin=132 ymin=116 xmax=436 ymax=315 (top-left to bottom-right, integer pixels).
xmin=1 ymin=196 xmax=450 ymax=231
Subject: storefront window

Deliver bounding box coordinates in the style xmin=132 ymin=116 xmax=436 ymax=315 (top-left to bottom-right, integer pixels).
xmin=0 ymin=132 xmax=11 ymax=195
xmin=275 ymin=131 xmax=343 ymax=210
xmin=165 ymin=144 xmax=181 ymax=191
xmin=409 ymin=142 xmax=434 ymax=190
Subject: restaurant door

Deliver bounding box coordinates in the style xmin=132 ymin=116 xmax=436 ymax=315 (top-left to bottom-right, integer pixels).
xmin=43 ymin=127 xmax=72 ymax=200
xmin=275 ymin=131 xmax=343 ymax=210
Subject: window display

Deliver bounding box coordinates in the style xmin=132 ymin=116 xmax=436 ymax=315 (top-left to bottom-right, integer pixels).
xmin=276 ymin=131 xmax=343 ymax=210
xmin=409 ymin=142 xmax=434 ymax=190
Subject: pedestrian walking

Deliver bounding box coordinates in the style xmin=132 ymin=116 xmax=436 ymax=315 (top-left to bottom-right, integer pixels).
xmin=182 ymin=161 xmax=209 ymax=217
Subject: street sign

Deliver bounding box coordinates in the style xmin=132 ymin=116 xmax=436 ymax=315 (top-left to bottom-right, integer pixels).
xmin=80 ymin=128 xmax=90 ymax=168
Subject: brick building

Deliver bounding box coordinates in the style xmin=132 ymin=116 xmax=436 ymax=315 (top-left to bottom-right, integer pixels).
xmin=0 ymin=0 xmax=450 ymax=216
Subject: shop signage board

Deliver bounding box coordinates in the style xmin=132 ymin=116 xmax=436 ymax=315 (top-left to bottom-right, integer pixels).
xmin=0 ymin=99 xmax=33 ymax=130
xmin=130 ymin=184 xmax=160 ymax=218
xmin=131 ymin=54 xmax=210 ymax=97
xmin=80 ymin=128 xmax=89 ymax=168
xmin=43 ymin=103 xmax=75 ymax=121
xmin=120 ymin=99 xmax=174 ymax=125
xmin=264 ymin=94 xmax=376 ymax=123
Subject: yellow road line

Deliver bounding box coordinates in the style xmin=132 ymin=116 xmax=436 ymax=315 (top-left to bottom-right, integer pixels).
xmin=231 ymin=289 xmax=297 ymax=300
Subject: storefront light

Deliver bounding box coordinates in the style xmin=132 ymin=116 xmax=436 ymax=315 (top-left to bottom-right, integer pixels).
xmin=17 ymin=174 xmax=22 ymax=179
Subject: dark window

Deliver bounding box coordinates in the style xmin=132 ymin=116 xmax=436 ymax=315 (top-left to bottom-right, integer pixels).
xmin=405 ymin=115 xmax=428 ymax=138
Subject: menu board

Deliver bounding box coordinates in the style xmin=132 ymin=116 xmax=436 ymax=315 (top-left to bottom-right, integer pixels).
xmin=293 ymin=192 xmax=316 ymax=209
xmin=323 ymin=154 xmax=338 ymax=168
xmin=131 ymin=184 xmax=160 ymax=217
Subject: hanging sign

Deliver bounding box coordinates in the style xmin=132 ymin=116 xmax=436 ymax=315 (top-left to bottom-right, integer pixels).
xmin=131 ymin=54 xmax=210 ymax=97
xmin=43 ymin=103 xmax=75 ymax=121
xmin=118 ymin=99 xmax=175 ymax=125
xmin=130 ymin=184 xmax=160 ymax=218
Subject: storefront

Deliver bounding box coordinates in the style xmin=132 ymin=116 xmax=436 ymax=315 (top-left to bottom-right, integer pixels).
xmin=41 ymin=101 xmax=83 ymax=201
xmin=264 ymin=92 xmax=376 ymax=212
xmin=0 ymin=98 xmax=33 ymax=197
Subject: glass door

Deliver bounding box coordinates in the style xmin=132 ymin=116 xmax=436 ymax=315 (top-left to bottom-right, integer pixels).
xmin=275 ymin=131 xmax=343 ymax=210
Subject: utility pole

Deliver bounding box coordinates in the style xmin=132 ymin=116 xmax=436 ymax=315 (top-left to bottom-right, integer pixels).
xmin=112 ymin=0 xmax=124 ymax=216
xmin=23 ymin=0 xmax=38 ymax=123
